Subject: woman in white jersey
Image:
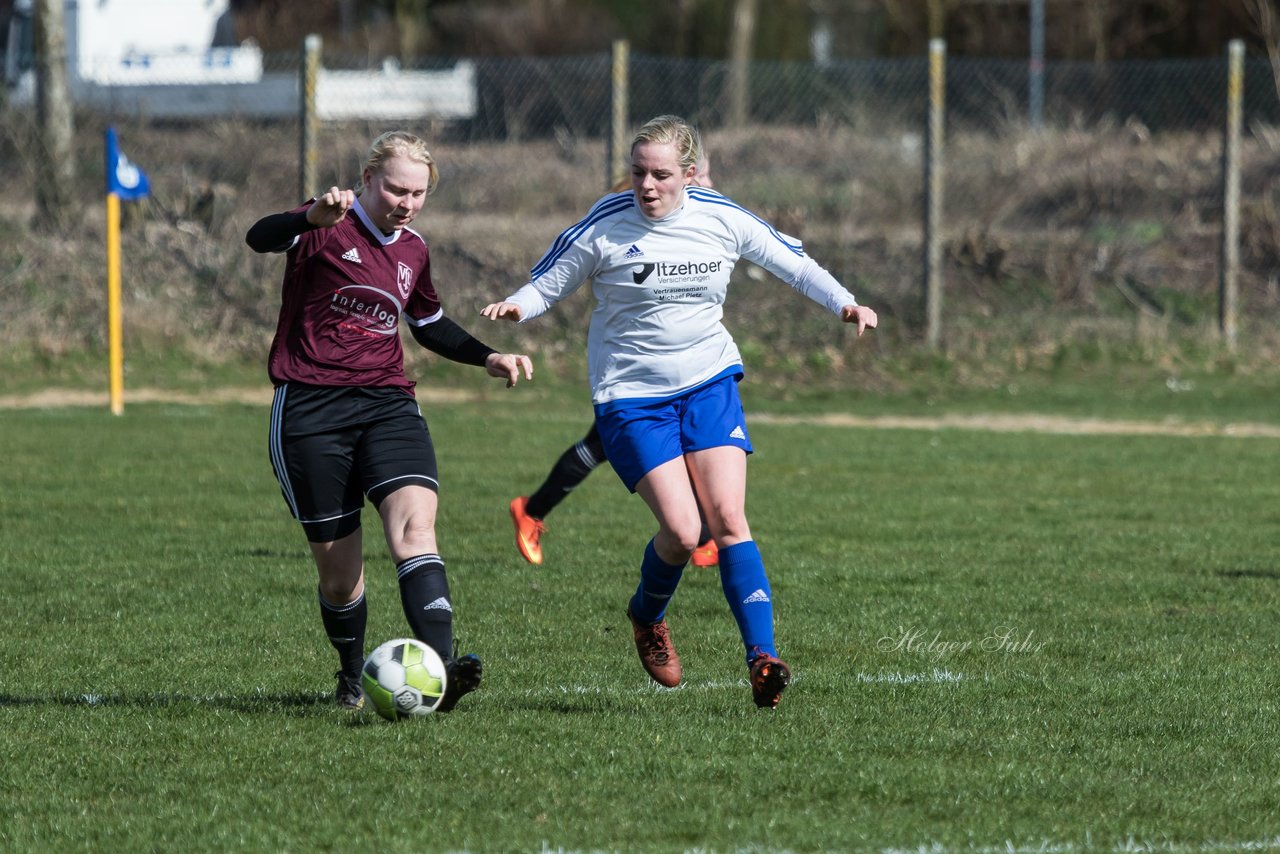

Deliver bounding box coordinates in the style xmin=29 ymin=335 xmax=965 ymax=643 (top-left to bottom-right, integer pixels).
xmin=507 ymin=153 xmax=718 ymax=570
xmin=483 ymin=115 xmax=876 ymax=709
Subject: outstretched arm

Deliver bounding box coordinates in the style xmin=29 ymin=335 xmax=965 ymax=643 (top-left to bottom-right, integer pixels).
xmin=481 ymin=281 xmax=560 ymax=323
xmin=409 ymin=314 xmax=533 ymax=388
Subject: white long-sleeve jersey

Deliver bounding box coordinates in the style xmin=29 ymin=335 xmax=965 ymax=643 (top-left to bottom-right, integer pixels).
xmin=505 ymin=186 xmax=860 ymax=405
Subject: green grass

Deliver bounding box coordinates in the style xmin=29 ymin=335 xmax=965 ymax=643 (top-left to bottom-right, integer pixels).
xmin=2 ymin=399 xmax=1279 ymax=851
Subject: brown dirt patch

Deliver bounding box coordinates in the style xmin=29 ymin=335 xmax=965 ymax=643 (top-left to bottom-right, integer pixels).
xmin=750 ymin=412 xmax=1280 ymax=438
xmin=4 ymin=388 xmax=1278 ymax=438
xmin=0 ymin=387 xmax=474 ymax=409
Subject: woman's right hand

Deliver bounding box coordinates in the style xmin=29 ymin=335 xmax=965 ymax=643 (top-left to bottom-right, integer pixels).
xmin=481 ymin=302 xmax=524 ymax=322
xmin=306 ymin=187 xmax=355 ymax=227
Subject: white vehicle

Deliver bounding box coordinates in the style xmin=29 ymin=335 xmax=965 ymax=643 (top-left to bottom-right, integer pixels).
xmin=4 ymin=0 xmax=262 ymax=102
xmin=3 ymin=0 xmax=475 ymax=120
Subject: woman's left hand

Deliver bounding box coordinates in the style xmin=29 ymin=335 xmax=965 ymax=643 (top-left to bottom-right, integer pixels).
xmin=485 ymin=353 xmax=534 ymax=388
xmin=841 ymin=304 xmax=878 ymax=336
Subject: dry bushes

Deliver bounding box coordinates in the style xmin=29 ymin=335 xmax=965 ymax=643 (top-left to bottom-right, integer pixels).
xmin=0 ymin=114 xmax=1276 ymax=391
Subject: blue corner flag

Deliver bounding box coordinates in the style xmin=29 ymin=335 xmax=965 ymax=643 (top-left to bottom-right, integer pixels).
xmin=105 ymin=126 xmax=150 ymax=200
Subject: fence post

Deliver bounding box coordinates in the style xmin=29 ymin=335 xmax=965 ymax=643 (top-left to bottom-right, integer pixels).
xmin=925 ymin=38 xmax=946 ymax=350
xmin=1220 ymin=39 xmax=1243 ymax=351
xmin=608 ymin=40 xmax=630 ymax=190
xmin=300 ymin=34 xmax=322 ymax=201
xmin=1029 ymin=0 xmax=1044 ymax=131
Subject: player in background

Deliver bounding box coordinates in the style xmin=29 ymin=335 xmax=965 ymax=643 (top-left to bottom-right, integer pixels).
xmin=246 ymin=130 xmax=533 ymax=711
xmin=483 ymin=116 xmax=877 ymax=709
xmin=508 ymin=153 xmax=718 ymax=569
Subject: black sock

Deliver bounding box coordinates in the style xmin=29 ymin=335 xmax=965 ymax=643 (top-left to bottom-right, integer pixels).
xmin=397 ymin=554 xmax=453 ymax=660
xmin=318 ymin=589 xmax=366 ymax=677
xmin=527 ymin=439 xmax=603 ymax=518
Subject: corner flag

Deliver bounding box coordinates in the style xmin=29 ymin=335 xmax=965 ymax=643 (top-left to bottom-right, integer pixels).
xmin=104 ymin=126 xmax=150 ymax=415
xmin=105 ymin=126 xmax=150 ymax=200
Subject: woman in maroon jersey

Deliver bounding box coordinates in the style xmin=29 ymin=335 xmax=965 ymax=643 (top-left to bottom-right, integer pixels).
xmin=246 ymin=130 xmax=532 ymax=712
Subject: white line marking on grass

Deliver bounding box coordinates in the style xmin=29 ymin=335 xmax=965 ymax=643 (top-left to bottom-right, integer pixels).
xmin=881 ymin=836 xmax=1280 ymax=853
xmin=857 ymin=669 xmax=964 ymax=684
xmin=525 ymin=677 xmax=774 ymax=698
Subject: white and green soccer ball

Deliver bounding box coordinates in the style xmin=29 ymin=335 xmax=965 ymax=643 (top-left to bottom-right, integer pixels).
xmin=361 ymin=638 xmax=448 ymax=721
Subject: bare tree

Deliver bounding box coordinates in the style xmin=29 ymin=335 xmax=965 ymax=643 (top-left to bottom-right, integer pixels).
xmin=867 ymin=0 xmax=954 ymax=51
xmin=727 ymin=0 xmax=757 ymax=127
xmin=394 ymin=0 xmax=432 ymax=60
xmin=927 ymin=0 xmax=948 ymax=39
xmin=672 ymin=0 xmax=698 ymax=57
xmin=1243 ymin=0 xmax=1280 ymax=104
xmin=34 ymin=0 xmax=75 ymax=227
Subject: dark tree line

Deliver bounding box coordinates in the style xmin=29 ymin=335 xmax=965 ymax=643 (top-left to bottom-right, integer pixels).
xmin=226 ymin=0 xmax=1265 ymax=61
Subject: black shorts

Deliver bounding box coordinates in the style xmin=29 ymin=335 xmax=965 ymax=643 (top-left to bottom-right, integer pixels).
xmin=269 ymin=384 xmax=438 ymax=543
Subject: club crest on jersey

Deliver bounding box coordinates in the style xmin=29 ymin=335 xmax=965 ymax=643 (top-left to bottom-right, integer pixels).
xmin=396 ymin=262 xmax=414 ymax=299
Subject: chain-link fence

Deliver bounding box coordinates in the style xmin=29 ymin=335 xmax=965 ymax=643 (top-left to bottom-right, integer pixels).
xmin=3 ymin=42 xmax=1280 ymax=374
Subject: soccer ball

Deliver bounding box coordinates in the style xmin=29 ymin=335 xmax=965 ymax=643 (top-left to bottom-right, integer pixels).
xmin=361 ymin=638 xmax=448 ymax=721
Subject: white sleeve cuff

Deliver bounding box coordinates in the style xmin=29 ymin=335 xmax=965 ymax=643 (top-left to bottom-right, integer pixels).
xmin=507 ymin=284 xmax=551 ymax=322
xmin=790 ymin=258 xmax=858 ymax=315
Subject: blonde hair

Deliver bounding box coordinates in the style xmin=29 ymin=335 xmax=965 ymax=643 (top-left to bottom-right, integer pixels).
xmin=631 ymin=115 xmax=702 ymax=173
xmin=356 ymin=130 xmax=439 ymax=196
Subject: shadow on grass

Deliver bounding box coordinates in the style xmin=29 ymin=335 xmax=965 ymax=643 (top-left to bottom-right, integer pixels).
xmin=0 ymin=691 xmax=335 ymax=717
xmin=240 ymin=547 xmax=302 ymax=559
xmin=506 ymin=697 xmax=627 ymax=714
xmin=0 ymin=692 xmax=472 ymax=726
xmin=1216 ymin=568 xmax=1280 ymax=581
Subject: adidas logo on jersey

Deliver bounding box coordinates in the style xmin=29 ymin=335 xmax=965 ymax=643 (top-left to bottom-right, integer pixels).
xmin=624 ymin=244 xmax=644 ymax=259
xmin=423 ymin=597 xmax=453 ymax=612
xmin=742 ymin=589 xmax=770 ymax=604
xmin=341 ymin=247 xmax=362 ymax=264
xmin=730 ymin=425 xmax=746 ymax=440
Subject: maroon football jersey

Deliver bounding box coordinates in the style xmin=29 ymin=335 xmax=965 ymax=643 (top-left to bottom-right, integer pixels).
xmin=266 ymin=197 xmax=442 ymax=392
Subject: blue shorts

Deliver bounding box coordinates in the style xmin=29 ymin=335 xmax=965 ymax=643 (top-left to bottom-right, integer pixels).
xmin=594 ymin=372 xmax=752 ymax=492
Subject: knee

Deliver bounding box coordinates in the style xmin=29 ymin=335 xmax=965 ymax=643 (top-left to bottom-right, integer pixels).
xmin=676 ymin=526 xmax=703 ymax=554
xmin=658 ymin=522 xmax=702 ymax=557
xmin=701 ymin=503 xmax=750 ymax=542
xmin=318 ymin=576 xmax=362 ymax=606
xmin=390 ymin=519 xmax=437 ymax=561
xmin=312 ymin=538 xmax=364 ymax=604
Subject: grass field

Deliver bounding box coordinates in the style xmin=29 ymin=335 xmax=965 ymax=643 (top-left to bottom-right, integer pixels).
xmin=2 ymin=394 xmax=1278 ymax=852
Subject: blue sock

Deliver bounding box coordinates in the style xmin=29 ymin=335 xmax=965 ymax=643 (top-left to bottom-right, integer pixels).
xmin=718 ymin=540 xmax=777 ymax=664
xmin=628 ymin=538 xmax=686 ymax=623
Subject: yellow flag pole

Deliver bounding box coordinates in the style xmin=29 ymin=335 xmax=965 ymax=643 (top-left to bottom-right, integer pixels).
xmin=106 ymin=191 xmax=124 ymax=416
